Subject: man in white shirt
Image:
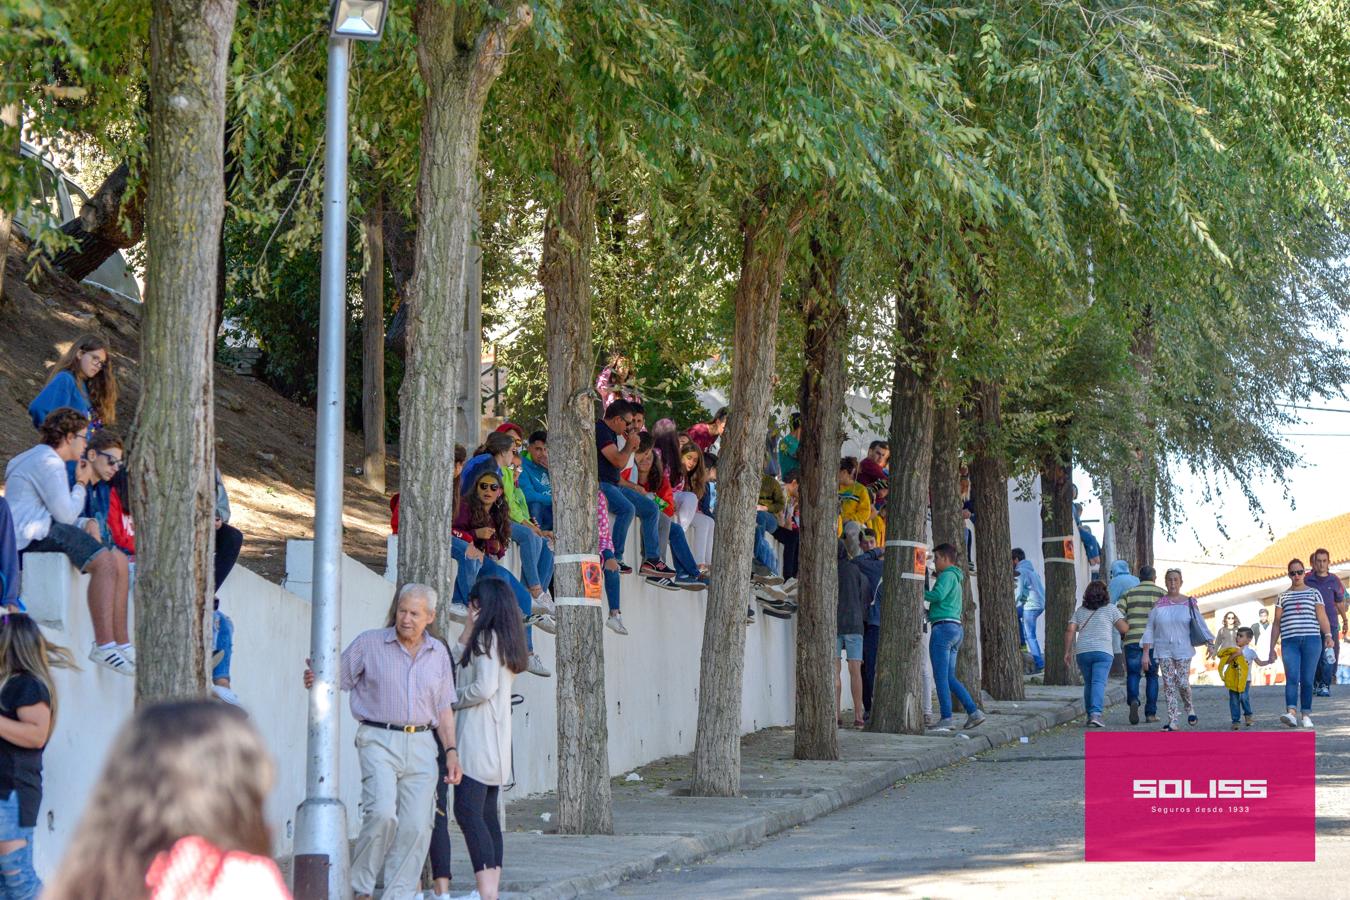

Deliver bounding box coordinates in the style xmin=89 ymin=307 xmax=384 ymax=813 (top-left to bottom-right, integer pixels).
xmin=4 ymin=407 xmax=133 ymax=674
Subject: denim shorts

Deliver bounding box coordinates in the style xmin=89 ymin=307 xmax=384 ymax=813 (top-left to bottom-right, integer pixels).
xmin=25 ymin=520 xmax=105 ymax=572
xmin=0 ymin=790 xmax=40 ymax=899
xmin=837 ymin=633 xmax=863 ymax=661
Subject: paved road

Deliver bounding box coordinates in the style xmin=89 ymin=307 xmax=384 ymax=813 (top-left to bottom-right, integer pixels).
xmin=593 ymin=684 xmax=1350 ymax=898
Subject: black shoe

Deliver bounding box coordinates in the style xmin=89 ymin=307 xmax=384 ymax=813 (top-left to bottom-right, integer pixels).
xmin=645 ymin=575 xmax=680 ymax=592
xmin=760 ymin=605 xmax=793 ymax=620
xmin=1187 ymin=714 xmax=1198 ymax=726
xmin=617 ymin=562 xmax=633 ymax=575
xmin=1128 ymin=701 xmax=1140 ymax=725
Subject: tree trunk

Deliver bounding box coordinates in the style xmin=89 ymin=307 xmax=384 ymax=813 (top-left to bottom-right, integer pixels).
xmin=692 ymin=198 xmax=805 ymax=796
xmin=540 ymin=138 xmax=612 ymax=834
xmin=1040 ymin=452 xmax=1077 ymax=686
xmin=930 ymin=398 xmax=979 ymax=705
xmin=398 ymin=0 xmax=532 ymax=635
xmin=361 ymin=190 xmax=386 ymax=493
xmin=49 ymin=162 xmax=147 ymax=281
xmin=971 ymin=380 xmax=1023 ymax=699
xmin=1111 ymin=469 xmax=1154 ymax=574
xmin=132 ymin=0 xmax=237 ymax=704
xmin=793 ymin=227 xmax=846 ymax=761
xmin=868 ymin=281 xmax=933 ymax=735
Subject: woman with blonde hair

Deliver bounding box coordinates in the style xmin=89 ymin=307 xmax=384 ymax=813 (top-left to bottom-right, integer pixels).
xmin=45 ymin=701 xmax=289 ymax=899
xmin=0 ymin=613 xmax=77 ymax=899
xmin=28 ymin=333 xmax=119 ymax=430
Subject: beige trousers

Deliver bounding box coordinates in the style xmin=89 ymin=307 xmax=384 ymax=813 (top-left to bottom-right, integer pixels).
xmin=350 ymin=724 xmax=438 ymax=899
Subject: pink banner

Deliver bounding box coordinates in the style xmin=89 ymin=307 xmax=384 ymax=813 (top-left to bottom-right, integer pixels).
xmin=1084 ymin=732 xmax=1315 ymax=861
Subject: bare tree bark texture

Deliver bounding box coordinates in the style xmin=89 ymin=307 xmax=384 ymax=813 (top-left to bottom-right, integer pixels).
xmin=793 ymin=229 xmax=846 ymax=762
xmin=133 ymin=0 xmax=238 ymax=704
xmin=1111 ymin=310 xmax=1158 ymax=572
xmin=693 ymin=199 xmax=803 ymax=796
xmin=540 ymin=138 xmax=613 ymax=834
xmin=399 ymin=0 xmax=532 ymax=639
xmin=868 ymin=282 xmax=933 ymax=735
xmin=362 ymin=190 xmax=387 ymax=493
xmin=1040 ymin=453 xmax=1078 ymax=686
xmin=50 ymin=162 xmax=146 ymax=282
xmin=971 ymin=380 xmax=1023 ymax=699
xmin=930 ymin=399 xmax=979 ymax=704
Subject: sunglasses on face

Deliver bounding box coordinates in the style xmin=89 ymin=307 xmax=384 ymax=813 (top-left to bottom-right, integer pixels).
xmin=1289 ymin=569 xmax=1305 ymax=577
xmin=478 ymin=482 xmax=503 ymax=493
xmin=95 ymin=450 xmax=124 ymax=469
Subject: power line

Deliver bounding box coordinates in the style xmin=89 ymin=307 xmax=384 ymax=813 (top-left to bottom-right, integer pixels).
xmin=1276 ymin=403 xmax=1350 ymax=415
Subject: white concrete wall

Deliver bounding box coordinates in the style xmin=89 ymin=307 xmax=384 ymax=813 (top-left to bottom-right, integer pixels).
xmin=21 ymin=528 xmax=796 ymax=877
xmin=1008 ymin=476 xmax=1091 ymax=651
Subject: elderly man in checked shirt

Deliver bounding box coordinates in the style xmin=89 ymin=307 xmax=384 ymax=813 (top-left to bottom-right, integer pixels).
xmin=305 ymin=583 xmax=462 ymax=900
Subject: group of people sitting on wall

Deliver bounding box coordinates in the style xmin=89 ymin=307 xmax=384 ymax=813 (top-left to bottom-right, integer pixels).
xmin=0 ymin=334 xmax=243 ymax=697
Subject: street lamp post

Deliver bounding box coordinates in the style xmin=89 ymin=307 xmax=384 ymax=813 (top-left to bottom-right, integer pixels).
xmin=293 ymin=3 xmax=387 ymax=898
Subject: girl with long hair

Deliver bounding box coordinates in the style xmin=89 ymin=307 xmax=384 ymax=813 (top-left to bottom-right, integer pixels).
xmin=478 ymin=432 xmax=555 ymax=613
xmin=674 ymin=436 xmax=714 ymax=566
xmin=452 ymin=466 xmax=551 ymax=676
xmin=633 ymin=435 xmax=708 ymax=591
xmin=453 ymin=578 xmax=528 ymax=900
xmin=47 ymin=701 xmax=288 ymax=900
xmin=0 ymin=614 xmax=76 ymax=899
xmin=28 ymin=333 xmax=118 ymax=430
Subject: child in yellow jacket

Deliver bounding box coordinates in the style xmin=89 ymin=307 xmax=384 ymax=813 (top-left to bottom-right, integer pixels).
xmin=1219 ymin=628 xmax=1265 ymax=730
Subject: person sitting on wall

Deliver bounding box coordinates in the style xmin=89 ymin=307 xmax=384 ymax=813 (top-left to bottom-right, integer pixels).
xmin=4 ymin=408 xmax=134 ymax=675
xmin=519 ymin=430 xmax=553 ymax=531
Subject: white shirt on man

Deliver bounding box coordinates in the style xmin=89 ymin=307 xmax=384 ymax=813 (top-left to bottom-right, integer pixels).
xmin=3 ymin=444 xmax=87 ymax=550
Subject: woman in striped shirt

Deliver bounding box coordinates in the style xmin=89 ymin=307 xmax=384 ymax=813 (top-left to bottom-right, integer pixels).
xmin=1272 ymin=558 xmax=1335 ymax=728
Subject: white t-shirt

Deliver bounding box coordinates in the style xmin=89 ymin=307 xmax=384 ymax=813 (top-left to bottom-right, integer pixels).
xmin=1072 ymin=604 xmax=1124 ymax=656
xmin=1239 ymin=645 xmax=1259 ymax=684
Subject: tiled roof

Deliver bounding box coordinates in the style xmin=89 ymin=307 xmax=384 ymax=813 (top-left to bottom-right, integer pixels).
xmin=1193 ymin=512 xmax=1350 ymax=598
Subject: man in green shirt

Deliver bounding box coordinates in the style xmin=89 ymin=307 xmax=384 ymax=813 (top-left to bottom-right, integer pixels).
xmin=926 ymin=543 xmax=986 ymax=731
xmin=1118 ymin=564 xmax=1165 ymax=724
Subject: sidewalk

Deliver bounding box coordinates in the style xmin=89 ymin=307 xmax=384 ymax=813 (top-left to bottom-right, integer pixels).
xmin=427 ymin=683 xmax=1124 ymax=898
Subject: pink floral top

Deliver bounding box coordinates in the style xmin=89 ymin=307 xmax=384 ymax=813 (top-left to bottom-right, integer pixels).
xmin=597 ymin=490 xmax=614 ymax=556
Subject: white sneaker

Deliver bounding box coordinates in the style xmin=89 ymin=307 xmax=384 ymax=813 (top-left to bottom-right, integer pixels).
xmin=1302 ymin=715 xmax=1315 ymax=728
xmin=447 ymin=603 xmax=469 ymax=623
xmin=1280 ymin=712 xmax=1298 ymax=728
xmin=532 ymin=589 xmax=556 ymax=615
xmin=780 ymin=577 xmax=798 ymax=595
xmin=525 ymin=613 xmax=557 ymax=635
xmin=89 ymin=644 xmax=135 ymax=676
xmin=212 ymin=684 xmax=242 ymax=706
xmin=606 ymin=613 xmax=629 ymax=635
xmin=527 ymin=653 xmax=552 ymax=677
xmin=119 ymin=643 xmax=136 ymax=664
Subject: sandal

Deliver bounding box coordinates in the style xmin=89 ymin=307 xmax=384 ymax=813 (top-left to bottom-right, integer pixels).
xmin=853 ymin=718 xmax=865 ymax=728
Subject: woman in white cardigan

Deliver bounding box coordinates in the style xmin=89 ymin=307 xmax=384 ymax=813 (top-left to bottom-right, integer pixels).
xmin=453 ymin=577 xmax=528 ymax=900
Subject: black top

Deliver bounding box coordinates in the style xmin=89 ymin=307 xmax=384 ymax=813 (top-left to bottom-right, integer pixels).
xmin=0 ymin=673 xmax=49 ymax=828
xmin=596 ymin=419 xmax=621 ymax=485
xmin=837 ymin=558 xmax=870 ymax=635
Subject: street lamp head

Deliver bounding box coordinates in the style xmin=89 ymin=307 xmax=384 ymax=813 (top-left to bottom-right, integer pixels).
xmin=330 ymin=0 xmax=388 ymax=41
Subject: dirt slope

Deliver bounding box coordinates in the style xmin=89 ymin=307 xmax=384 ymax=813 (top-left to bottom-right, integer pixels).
xmin=1 ymin=240 xmax=396 ymax=582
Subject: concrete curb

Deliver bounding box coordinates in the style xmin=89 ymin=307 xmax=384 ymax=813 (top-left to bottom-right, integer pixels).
xmin=519 ymin=684 xmax=1124 ymax=899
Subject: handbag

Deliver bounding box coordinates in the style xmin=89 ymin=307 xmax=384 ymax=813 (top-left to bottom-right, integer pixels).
xmin=1187 ymin=598 xmax=1214 ymax=647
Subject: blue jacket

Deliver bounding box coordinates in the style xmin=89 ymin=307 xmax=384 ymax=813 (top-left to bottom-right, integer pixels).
xmin=1015 ymin=559 xmax=1045 ymax=611
xmin=854 ymin=548 xmax=884 ymax=626
xmin=28 ymin=371 xmax=91 ymax=428
xmin=1107 ymin=559 xmax=1140 ymax=605
xmin=0 ymin=498 xmax=21 ymax=609
xmin=518 ymin=456 xmax=552 ymax=509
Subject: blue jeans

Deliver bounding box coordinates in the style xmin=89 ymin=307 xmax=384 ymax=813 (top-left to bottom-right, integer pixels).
xmin=452 ymin=537 xmax=484 ymax=607
xmin=1316 ymin=628 xmax=1339 ymax=691
xmin=1124 ymin=642 xmax=1159 ymax=716
xmin=480 ymin=557 xmax=535 ymax=651
xmin=511 ymin=521 xmax=554 ymax=591
xmin=212 ymin=611 xmax=233 ymax=682
xmin=754 ymin=510 xmax=780 ymax=575
xmin=667 ymin=520 xmax=701 ymax=580
xmin=1229 ymin=687 xmax=1252 ymax=722
xmin=0 ymin=791 xmax=39 ymax=899
xmin=602 ymin=550 xmax=621 ymax=613
xmin=1021 ymin=606 xmax=1044 ymax=669
xmin=929 ymin=621 xmax=977 ymax=720
xmin=528 ymin=501 xmax=554 ymax=532
xmin=1282 ymin=635 xmax=1322 ymax=712
xmin=600 ymin=482 xmax=661 ymax=563
xmin=1076 ymin=650 xmax=1112 ymax=715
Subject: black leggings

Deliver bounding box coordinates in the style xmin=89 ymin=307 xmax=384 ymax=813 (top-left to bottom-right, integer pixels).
xmin=215 ymin=523 xmax=243 ymax=592
xmin=453 ymin=774 xmax=503 ymax=872
xmin=429 ymin=733 xmax=453 ymax=880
